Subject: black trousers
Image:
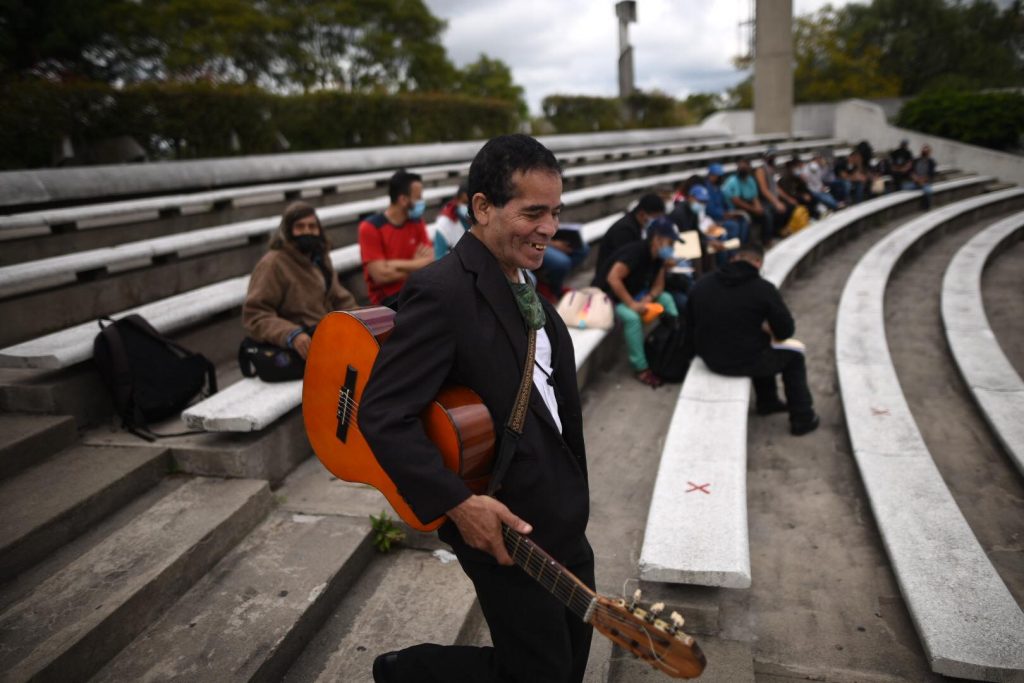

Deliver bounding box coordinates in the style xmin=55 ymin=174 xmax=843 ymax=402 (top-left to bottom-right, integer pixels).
xmin=388 ymin=544 xmax=596 ymax=683
xmin=716 ymin=349 xmax=814 ymax=424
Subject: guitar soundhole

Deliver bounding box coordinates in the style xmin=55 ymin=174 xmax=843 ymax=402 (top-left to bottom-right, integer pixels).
xmin=335 ymin=365 xmax=358 ymax=443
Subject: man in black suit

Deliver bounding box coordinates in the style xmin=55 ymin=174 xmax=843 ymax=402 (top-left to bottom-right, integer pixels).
xmin=358 ymin=134 xmax=593 ymax=683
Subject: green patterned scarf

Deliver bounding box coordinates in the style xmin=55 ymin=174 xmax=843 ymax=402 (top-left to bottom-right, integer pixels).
xmin=508 ymin=273 xmax=546 ymax=331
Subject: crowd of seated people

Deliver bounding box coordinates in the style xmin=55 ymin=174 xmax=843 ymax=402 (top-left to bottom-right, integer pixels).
xmin=239 ymin=139 xmax=937 ymax=394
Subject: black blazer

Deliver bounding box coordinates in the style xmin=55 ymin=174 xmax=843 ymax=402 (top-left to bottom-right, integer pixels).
xmin=357 ymin=232 xmax=591 ymax=565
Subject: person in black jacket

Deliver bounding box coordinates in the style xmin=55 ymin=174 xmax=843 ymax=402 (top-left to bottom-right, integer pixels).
xmin=359 ymin=134 xmax=593 ymax=682
xmin=683 ymin=243 xmax=819 ymax=435
xmin=593 ymin=193 xmax=666 ymax=274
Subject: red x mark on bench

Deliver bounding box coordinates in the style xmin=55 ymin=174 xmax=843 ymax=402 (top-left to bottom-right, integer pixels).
xmin=686 ymin=481 xmax=711 ymax=495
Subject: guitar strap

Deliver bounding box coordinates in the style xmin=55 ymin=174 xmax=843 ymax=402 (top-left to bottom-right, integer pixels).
xmin=486 ymin=327 xmax=537 ymax=496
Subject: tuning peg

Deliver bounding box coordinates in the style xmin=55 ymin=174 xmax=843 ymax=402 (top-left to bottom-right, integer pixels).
xmin=629 ymin=589 xmax=641 ymax=611
xmin=644 ymin=601 xmax=664 ymax=623
xmin=669 ymin=611 xmax=685 ymax=634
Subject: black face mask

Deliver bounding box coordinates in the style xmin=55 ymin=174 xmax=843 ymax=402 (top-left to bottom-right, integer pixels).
xmin=293 ymin=234 xmax=322 ymax=254
xmin=738 ymin=169 xmax=750 ymax=179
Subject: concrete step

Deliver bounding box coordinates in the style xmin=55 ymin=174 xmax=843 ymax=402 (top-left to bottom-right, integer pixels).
xmin=0 ymin=444 xmax=169 ymax=582
xmin=0 ymin=477 xmax=270 ymax=682
xmin=283 ymin=548 xmax=478 ymax=683
xmin=94 ymin=510 xmax=375 ymax=683
xmin=276 ymin=456 xmax=392 ymax=519
xmin=84 ymin=407 xmax=310 ymax=485
xmin=0 ymin=413 xmax=77 ymax=480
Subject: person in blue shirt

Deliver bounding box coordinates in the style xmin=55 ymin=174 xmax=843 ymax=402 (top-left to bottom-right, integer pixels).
xmin=721 ymin=158 xmax=768 ymax=243
xmin=705 ymin=163 xmax=750 ymax=246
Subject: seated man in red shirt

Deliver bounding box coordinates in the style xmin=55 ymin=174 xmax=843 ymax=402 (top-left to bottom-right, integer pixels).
xmin=359 ymin=170 xmax=434 ymax=308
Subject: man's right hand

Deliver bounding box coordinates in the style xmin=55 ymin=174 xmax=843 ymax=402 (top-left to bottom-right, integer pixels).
xmin=630 ymin=300 xmax=649 ymax=315
xmin=447 ymin=495 xmax=532 ymax=565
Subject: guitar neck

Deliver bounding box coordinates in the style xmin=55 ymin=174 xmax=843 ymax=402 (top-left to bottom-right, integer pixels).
xmin=501 ymin=524 xmax=597 ymax=623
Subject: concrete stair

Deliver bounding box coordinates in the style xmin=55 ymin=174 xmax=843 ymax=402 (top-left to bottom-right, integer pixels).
xmin=283 ymin=547 xmax=479 ymax=683
xmin=0 ymin=413 xmax=76 ymax=480
xmin=93 ymin=510 xmax=375 ymax=683
xmin=0 ymin=477 xmax=270 ymax=682
xmin=0 ymin=443 xmax=170 ymax=582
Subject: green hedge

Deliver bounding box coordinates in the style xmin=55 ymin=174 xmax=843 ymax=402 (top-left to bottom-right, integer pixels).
xmin=0 ymin=80 xmax=521 ymax=170
xmin=541 ymin=92 xmax=689 ymax=134
xmin=896 ymin=90 xmax=1024 ymax=152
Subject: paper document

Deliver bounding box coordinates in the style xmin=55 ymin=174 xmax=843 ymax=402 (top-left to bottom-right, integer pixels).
xmin=772 ymin=338 xmax=806 ymax=354
xmin=673 ymin=231 xmax=702 ymax=261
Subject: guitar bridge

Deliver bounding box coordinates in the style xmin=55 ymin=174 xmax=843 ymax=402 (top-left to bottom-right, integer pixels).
xmin=335 ymin=365 xmax=358 ymax=443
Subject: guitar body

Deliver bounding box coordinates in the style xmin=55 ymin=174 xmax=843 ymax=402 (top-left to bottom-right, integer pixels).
xmin=302 ymin=307 xmax=496 ymax=531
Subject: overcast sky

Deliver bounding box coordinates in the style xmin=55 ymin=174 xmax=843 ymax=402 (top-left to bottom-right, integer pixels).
xmin=423 ymin=0 xmax=853 ymax=114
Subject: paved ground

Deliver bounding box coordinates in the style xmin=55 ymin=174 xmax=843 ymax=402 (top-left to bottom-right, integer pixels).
xmin=419 ymin=211 xmax=1024 ymax=682
xmin=272 ymin=212 xmax=1023 ymax=682
xmin=722 ymin=215 xmax=946 ymax=682
xmin=885 ymin=215 xmax=1024 ymax=605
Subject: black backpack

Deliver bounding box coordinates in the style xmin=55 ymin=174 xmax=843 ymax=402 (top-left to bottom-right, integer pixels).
xmin=93 ymin=315 xmax=217 ymax=436
xmin=644 ymin=314 xmax=690 ymax=383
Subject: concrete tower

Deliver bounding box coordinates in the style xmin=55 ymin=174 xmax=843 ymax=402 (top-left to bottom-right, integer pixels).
xmin=616 ymin=1 xmax=637 ymax=98
xmin=753 ymin=0 xmax=793 ymax=134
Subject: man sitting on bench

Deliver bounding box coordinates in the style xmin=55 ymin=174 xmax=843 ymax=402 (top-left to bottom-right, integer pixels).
xmin=682 ymin=243 xmax=820 ymax=436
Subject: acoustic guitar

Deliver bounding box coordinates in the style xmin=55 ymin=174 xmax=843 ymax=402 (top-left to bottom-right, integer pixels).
xmin=302 ymin=307 xmax=707 ymax=679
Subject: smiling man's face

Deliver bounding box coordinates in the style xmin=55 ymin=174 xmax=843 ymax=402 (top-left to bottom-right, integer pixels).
xmin=471 ymin=169 xmax=563 ymax=279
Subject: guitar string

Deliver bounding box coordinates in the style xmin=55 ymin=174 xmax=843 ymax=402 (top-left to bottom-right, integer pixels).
xmin=503 ymin=530 xmax=680 ymax=634
xmin=509 ymin=536 xmax=690 ymax=646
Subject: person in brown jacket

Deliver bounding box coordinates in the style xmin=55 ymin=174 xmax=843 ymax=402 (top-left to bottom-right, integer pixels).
xmin=243 ymin=202 xmax=357 ymax=359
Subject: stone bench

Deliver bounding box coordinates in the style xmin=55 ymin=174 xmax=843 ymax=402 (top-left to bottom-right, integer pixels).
xmin=0 ymin=162 xmax=465 ymax=236
xmin=637 ymin=174 xmax=993 ymax=590
xmin=0 ymin=140 xmax=843 ymax=300
xmin=836 ymin=188 xmax=1024 ymax=680
xmin=180 ymin=326 xmax=613 ymax=433
xmin=941 ymin=209 xmax=1024 ymax=477
xmin=0 ymin=126 xmax=741 ymax=210
xmin=181 ymin=215 xmax=626 ymax=432
xmin=0 ymin=132 xmax=795 ymax=234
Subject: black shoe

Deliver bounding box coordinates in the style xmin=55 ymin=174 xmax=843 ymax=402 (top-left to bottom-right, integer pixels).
xmin=373 ymin=652 xmax=400 ymax=683
xmin=790 ymin=414 xmax=820 ymax=436
xmin=756 ymin=400 xmax=788 ymax=416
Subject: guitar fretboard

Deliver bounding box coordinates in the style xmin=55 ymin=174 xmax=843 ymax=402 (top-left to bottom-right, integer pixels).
xmin=501 ymin=524 xmax=596 ymax=621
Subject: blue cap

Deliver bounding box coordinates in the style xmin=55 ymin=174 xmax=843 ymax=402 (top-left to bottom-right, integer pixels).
xmin=708 ymin=163 xmax=725 ymax=177
xmin=689 ymin=185 xmax=710 ymax=203
xmin=647 ymin=216 xmax=679 ymax=240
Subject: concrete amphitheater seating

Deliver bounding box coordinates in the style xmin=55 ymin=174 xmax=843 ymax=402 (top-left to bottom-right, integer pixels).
xmin=941 ymin=209 xmax=1024 ymax=478
xmin=836 ymin=188 xmax=1024 ymax=680
xmin=637 ymin=174 xmax=993 ymax=590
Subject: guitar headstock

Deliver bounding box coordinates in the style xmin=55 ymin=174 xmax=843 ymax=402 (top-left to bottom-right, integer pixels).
xmin=590 ymin=590 xmax=706 ymax=679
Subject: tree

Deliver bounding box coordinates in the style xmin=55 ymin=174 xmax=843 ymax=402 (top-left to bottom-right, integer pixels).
xmin=833 ymin=0 xmax=1023 ymax=95
xmin=455 ymin=54 xmax=527 ymax=119
xmin=793 ymin=7 xmax=900 ymax=102
xmin=0 ymin=0 xmax=139 ymax=81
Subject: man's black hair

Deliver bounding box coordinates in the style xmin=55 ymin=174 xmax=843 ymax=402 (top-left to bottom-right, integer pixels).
xmin=633 ymin=193 xmax=665 ymax=215
xmin=735 ymin=242 xmax=765 ymax=259
xmin=389 ymin=169 xmax=423 ymax=204
xmin=466 ymin=134 xmax=562 ymax=223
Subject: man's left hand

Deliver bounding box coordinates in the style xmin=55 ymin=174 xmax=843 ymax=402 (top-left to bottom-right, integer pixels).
xmin=447 ymin=495 xmax=533 ymax=566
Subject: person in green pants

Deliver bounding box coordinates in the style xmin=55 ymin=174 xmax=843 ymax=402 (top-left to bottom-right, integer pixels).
xmin=592 ymin=217 xmax=680 ymax=387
